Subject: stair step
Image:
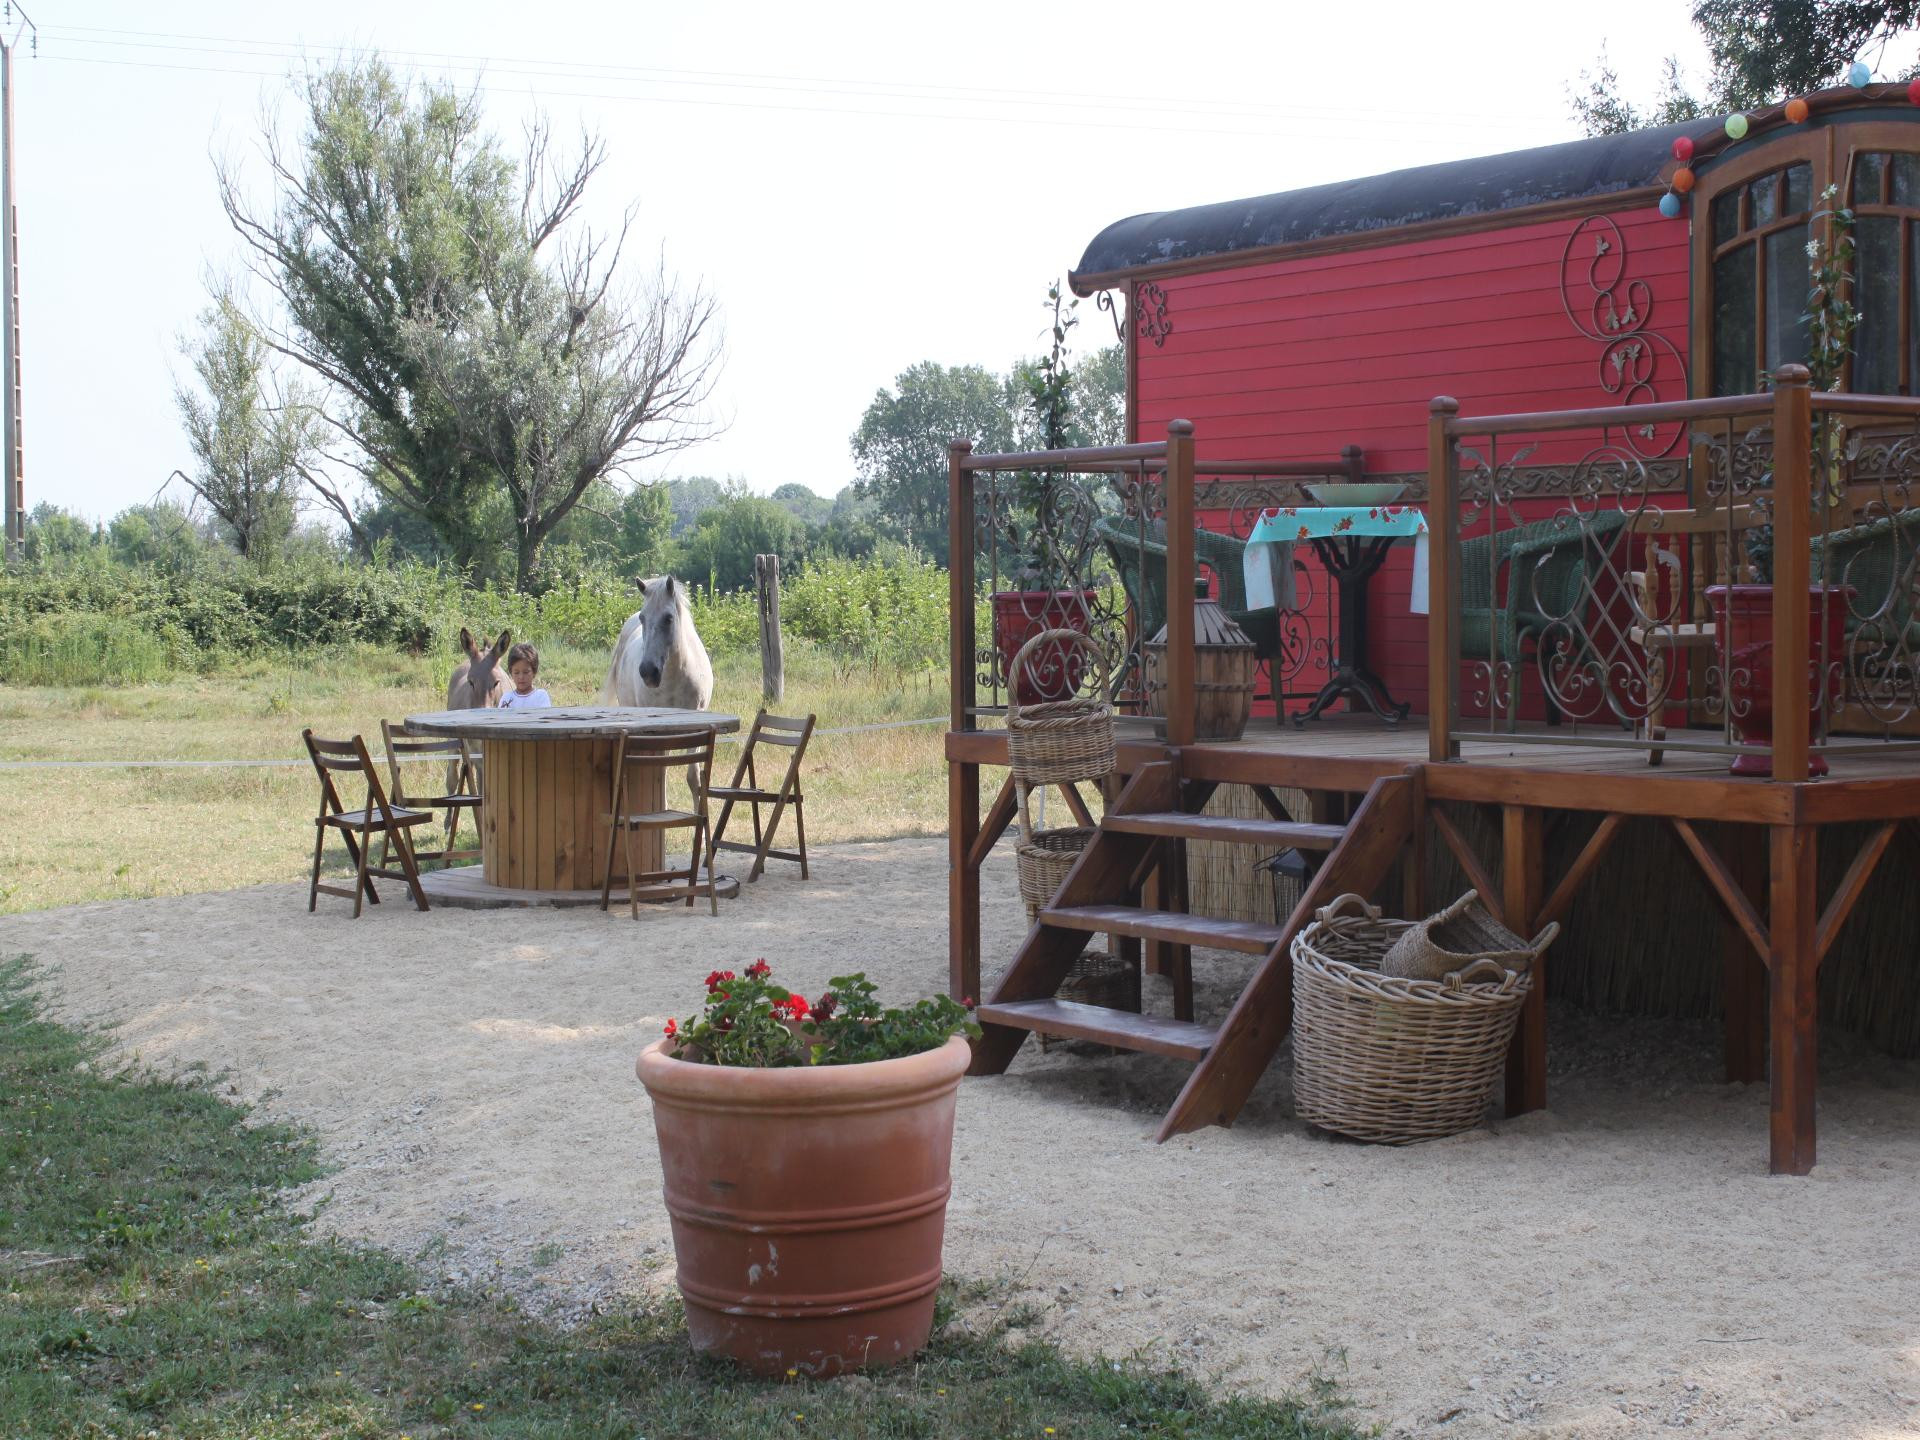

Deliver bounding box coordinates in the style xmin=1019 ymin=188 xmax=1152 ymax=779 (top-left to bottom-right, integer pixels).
xmin=1040 ymin=904 xmax=1285 ymax=955
xmin=1102 ymin=812 xmax=1346 ymax=850
xmin=976 ymin=999 xmax=1218 ymax=1060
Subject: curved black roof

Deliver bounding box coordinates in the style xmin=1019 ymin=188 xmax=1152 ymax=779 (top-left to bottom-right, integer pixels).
xmin=1070 ymin=118 xmax=1719 ymax=288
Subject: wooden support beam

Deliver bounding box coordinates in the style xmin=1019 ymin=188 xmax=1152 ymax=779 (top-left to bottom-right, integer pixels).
xmin=967 ymin=774 xmax=1017 ymax=874
xmin=1769 ymin=823 xmax=1818 ymax=1175
xmin=1249 ymin=783 xmax=1293 ymax=823
xmin=1671 ymin=817 xmax=1770 ymax=964
xmin=1502 ymin=806 xmax=1547 ymax=1117
xmin=1431 ymin=804 xmax=1504 ymax=926
xmin=1536 ymin=811 xmax=1625 ymax=931
xmin=1057 ymin=781 xmax=1096 ymax=830
xmin=1815 ymin=820 xmax=1897 ymax=965
xmin=1164 ymin=419 xmax=1197 ymax=749
xmin=1721 ymin=824 xmax=1767 ymax=1086
xmin=949 ymin=761 xmax=981 ymax=1004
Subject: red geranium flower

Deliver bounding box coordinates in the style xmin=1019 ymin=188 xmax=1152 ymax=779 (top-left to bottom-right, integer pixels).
xmin=777 ymin=994 xmax=811 ymax=1020
xmin=813 ymin=993 xmax=838 ymax=1021
xmin=705 ymin=969 xmax=735 ymax=993
xmin=746 ymin=959 xmax=771 ymax=978
xmin=663 ymin=1017 xmax=678 ymax=1038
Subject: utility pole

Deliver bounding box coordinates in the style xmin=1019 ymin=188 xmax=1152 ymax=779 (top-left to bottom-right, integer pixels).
xmin=0 ymin=4 xmax=32 ymax=565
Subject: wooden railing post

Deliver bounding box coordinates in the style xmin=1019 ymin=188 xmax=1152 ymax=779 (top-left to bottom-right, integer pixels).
xmin=1164 ymin=419 xmax=1197 ymax=749
xmin=1769 ymin=366 xmax=1812 ymax=782
xmin=947 ymin=438 xmax=980 ymax=1005
xmin=1427 ymin=397 xmax=1461 ymax=761
xmin=948 ymin=439 xmax=975 ymax=733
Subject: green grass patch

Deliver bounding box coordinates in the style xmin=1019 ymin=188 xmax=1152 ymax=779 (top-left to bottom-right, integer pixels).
xmin=0 ymin=959 xmax=1368 ymax=1438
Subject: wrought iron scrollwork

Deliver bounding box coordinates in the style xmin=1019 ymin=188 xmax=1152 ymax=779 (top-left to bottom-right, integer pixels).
xmin=1135 ymin=282 xmax=1173 ymax=347
xmin=1560 ymin=215 xmax=1689 ymax=459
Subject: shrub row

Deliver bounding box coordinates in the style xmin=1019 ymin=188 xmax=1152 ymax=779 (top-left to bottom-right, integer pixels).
xmin=0 ymin=550 xmax=954 ymax=686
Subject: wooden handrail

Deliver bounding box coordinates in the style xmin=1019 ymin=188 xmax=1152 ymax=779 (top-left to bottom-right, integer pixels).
xmin=959 ymin=440 xmax=1169 ymax=472
xmin=1446 ymin=392 xmax=1773 ymax=437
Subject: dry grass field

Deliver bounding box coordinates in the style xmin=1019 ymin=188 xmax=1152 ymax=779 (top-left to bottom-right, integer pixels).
xmin=0 ymin=644 xmax=977 ymax=913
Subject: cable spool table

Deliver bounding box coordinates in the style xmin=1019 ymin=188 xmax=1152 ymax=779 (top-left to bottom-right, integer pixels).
xmin=401 ymin=705 xmax=741 ymax=909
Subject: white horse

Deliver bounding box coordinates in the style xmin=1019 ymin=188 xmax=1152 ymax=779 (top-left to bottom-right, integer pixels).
xmin=599 ymin=576 xmax=713 ymax=710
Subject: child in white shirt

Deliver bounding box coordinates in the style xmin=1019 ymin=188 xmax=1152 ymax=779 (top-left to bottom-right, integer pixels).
xmin=499 ymin=643 xmax=552 ymax=709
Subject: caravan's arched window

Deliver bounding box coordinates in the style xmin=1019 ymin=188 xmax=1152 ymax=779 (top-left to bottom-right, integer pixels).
xmin=1708 ymin=161 xmax=1815 ymax=395
xmin=1844 ymin=150 xmax=1920 ymax=394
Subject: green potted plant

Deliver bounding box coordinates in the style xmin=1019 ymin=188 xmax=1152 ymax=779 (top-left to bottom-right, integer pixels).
xmin=635 ymin=961 xmax=978 ymax=1377
xmin=1707 ymin=185 xmax=1856 ymax=776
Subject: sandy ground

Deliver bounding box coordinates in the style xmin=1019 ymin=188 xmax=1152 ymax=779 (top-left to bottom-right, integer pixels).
xmin=4 ymin=837 xmax=1919 ymax=1439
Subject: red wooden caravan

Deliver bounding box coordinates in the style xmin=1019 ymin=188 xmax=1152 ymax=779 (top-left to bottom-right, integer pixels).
xmin=946 ymin=86 xmax=1920 ymax=1175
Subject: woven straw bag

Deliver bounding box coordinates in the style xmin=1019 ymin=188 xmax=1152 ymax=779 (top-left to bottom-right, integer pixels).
xmin=1379 ymin=889 xmax=1540 ymax=981
xmin=1291 ymin=893 xmax=1558 ymax=1145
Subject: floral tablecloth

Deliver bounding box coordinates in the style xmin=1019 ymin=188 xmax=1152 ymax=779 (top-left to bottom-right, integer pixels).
xmin=1243 ymin=504 xmax=1430 ymax=615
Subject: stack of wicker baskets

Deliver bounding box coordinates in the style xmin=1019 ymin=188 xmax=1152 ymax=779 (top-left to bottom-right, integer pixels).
xmin=1005 ymin=628 xmax=1138 ymax=1030
xmin=1290 ymin=892 xmax=1558 ymax=1144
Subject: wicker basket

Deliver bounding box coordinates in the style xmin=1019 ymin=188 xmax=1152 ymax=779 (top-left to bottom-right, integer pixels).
xmin=1039 ymin=950 xmax=1142 ymax=1052
xmin=1005 ymin=629 xmax=1116 ymax=786
xmin=1291 ymin=893 xmax=1557 ymax=1145
xmin=1017 ymin=825 xmax=1097 ymax=910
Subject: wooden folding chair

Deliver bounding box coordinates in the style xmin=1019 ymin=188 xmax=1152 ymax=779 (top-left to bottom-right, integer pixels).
xmin=600 ymin=729 xmax=719 ymax=918
xmin=377 ymin=718 xmax=481 ymax=868
xmin=704 ymin=710 xmax=815 ymax=882
xmin=303 ymin=729 xmax=432 ymax=916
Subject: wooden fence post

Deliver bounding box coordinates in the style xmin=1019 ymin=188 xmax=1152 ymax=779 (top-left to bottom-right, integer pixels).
xmin=948 ymin=439 xmax=981 ymax=1005
xmin=754 ymin=553 xmax=784 ymax=704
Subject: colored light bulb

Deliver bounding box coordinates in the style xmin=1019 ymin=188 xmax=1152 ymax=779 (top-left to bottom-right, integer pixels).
xmin=1785 ymin=96 xmax=1809 ymax=123
xmin=1673 ymin=136 xmax=1694 ymax=162
xmin=1725 ymin=113 xmax=1750 ymax=140
xmin=1659 ymin=192 xmax=1683 ymax=219
xmin=1849 ymin=60 xmax=1872 ymax=88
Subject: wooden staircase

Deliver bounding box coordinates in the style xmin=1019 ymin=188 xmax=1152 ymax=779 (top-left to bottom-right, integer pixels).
xmin=972 ymin=760 xmax=1422 ymax=1141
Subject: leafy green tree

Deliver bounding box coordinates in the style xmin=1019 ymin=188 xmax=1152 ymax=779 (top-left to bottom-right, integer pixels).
xmin=1696 ymin=0 xmax=1920 ymax=106
xmin=220 ymin=57 xmax=720 ymax=590
xmin=1073 ymin=343 xmax=1126 ymax=448
xmin=664 ymin=475 xmax=745 ymax=536
xmin=614 ymin=483 xmax=675 ymax=576
xmin=108 ymin=502 xmax=214 ymax=572
xmin=681 ymin=497 xmax=806 ymax=592
xmin=769 ymin=481 xmax=831 ymax=527
xmin=172 ymin=290 xmax=316 ymax=563
xmin=1571 ymin=3 xmax=1920 ymax=136
xmin=850 ymin=362 xmax=1013 ymax=561
xmin=22 ymin=504 xmax=99 ymax=563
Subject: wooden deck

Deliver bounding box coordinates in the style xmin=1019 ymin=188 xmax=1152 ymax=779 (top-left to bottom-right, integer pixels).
xmin=947 ymin=711 xmax=1920 ymax=1174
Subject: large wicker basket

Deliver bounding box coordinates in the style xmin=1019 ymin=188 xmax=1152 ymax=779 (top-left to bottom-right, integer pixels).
xmin=1005 ymin=629 xmax=1116 ymax=786
xmin=1291 ymin=893 xmax=1557 ymax=1145
xmin=1017 ymin=825 xmax=1097 ymax=911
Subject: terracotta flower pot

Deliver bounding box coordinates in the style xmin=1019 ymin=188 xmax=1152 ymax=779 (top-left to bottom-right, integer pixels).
xmin=1706 ymin=583 xmax=1853 ymax=778
xmin=991 ymin=589 xmax=1096 ymax=705
xmin=635 ymin=1035 xmax=970 ymax=1377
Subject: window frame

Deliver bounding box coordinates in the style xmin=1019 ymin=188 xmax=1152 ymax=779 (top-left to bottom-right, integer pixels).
xmin=1689 ymin=130 xmax=1827 ymax=398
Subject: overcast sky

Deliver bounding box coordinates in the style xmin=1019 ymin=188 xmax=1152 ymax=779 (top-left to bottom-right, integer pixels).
xmin=23 ymin=0 xmax=1721 ymax=523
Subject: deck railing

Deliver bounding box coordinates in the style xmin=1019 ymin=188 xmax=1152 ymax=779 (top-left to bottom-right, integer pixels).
xmin=1428 ymin=365 xmax=1920 ymax=777
xmin=945 ymin=421 xmax=1363 ymax=747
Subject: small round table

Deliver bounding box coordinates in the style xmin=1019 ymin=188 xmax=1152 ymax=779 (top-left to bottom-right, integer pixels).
xmin=402 ymin=705 xmax=741 ymax=909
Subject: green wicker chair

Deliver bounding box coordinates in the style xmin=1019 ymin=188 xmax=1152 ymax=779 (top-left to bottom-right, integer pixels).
xmin=1457 ymin=511 xmax=1628 ymax=729
xmin=1094 ymin=515 xmax=1285 ymax=682
xmin=1811 ymin=508 xmax=1920 ymax=651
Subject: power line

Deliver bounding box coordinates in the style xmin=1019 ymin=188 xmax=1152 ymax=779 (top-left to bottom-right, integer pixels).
xmin=39 ymin=21 xmax=1564 ymax=127
xmin=32 ymin=23 xmax=1564 ymax=137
